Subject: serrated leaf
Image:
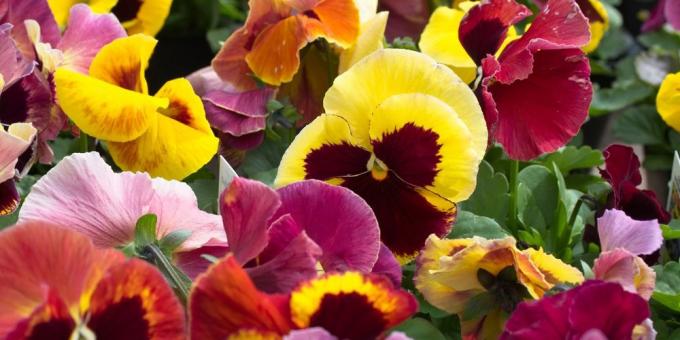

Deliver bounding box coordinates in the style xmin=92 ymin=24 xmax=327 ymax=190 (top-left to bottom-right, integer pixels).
xmin=459 ymin=161 xmax=509 ymax=225
xmin=653 ymin=262 xmax=680 ymax=312
xmin=541 ymin=146 xmax=604 ymax=174
xmin=450 ymin=211 xmax=510 ymax=240
xmin=613 ymin=105 xmax=669 ymax=146
xmin=590 ymin=80 xmax=655 ymax=115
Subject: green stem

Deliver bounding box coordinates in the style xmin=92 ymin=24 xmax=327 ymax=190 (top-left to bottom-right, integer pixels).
xmin=77 ymin=132 xmax=89 ymax=153
xmin=508 ymin=160 xmax=520 ymax=237
xmin=558 ymin=198 xmax=584 ymax=260
xmin=567 ymin=199 xmax=584 ymax=229
xmin=146 ymin=244 xmax=190 ymax=303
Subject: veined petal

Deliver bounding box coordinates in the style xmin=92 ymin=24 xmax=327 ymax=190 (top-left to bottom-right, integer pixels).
xmin=371 ymin=244 xmax=402 ymax=287
xmin=54 ymin=68 xmax=164 ymax=142
xmin=89 ymin=34 xmax=155 ymax=93
xmin=289 ymin=272 xmax=417 ymax=339
xmin=112 ymin=0 xmax=173 ymax=36
xmin=203 ymin=87 xmax=275 ymax=136
xmin=5 ymin=288 xmax=75 ymax=340
xmin=593 ymin=249 xmax=656 ymax=300
xmin=300 ymin=0 xmax=360 ymax=48
xmin=86 ymin=259 xmax=185 ymax=339
xmin=324 ymin=49 xmax=487 ymax=160
xmin=658 ymin=72 xmax=680 ymax=133
xmin=338 ymin=11 xmax=388 ymax=73
xmin=368 ymin=93 xmax=478 ymax=202
xmin=597 ymin=209 xmax=662 ymax=256
xmin=189 ymin=255 xmax=293 ymax=340
xmin=108 ymin=78 xmax=219 ymax=180
xmin=57 ymin=4 xmax=126 ymax=74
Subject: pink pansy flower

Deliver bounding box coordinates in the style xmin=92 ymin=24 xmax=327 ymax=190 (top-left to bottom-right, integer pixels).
xmin=0 ymin=122 xmax=36 ymax=216
xmin=18 ymin=152 xmax=225 ymax=266
xmin=178 ymin=177 xmax=401 ymax=293
xmin=593 ymin=209 xmax=662 ymax=300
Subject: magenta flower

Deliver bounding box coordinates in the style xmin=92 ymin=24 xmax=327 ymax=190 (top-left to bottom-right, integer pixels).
xmin=178 ymin=177 xmax=401 ymax=293
xmin=642 ymin=0 xmax=680 ymax=32
xmin=501 ymin=280 xmax=650 ymax=339
xmin=459 ymin=0 xmax=592 ymax=160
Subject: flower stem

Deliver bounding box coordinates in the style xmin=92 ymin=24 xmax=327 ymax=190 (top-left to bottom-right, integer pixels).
xmin=508 ymin=159 xmax=520 ymax=237
xmin=145 ymin=244 xmax=190 ymax=303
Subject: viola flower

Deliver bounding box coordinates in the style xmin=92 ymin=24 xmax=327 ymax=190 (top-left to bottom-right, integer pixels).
xmin=593 ymin=209 xmax=661 ymax=300
xmin=501 ymin=281 xmax=651 ymax=340
xmin=212 ymin=0 xmax=360 ymax=90
xmin=419 ymin=1 xmax=520 ymax=84
xmin=641 ymin=0 xmax=680 ymax=32
xmin=658 ymin=71 xmax=680 ymax=133
xmin=532 ymin=0 xmax=610 ymax=53
xmin=54 ymin=34 xmax=219 ymax=180
xmin=0 ymin=122 xmax=36 ymax=216
xmin=415 ymin=235 xmax=583 ymax=339
xmin=275 ymin=49 xmax=487 ymax=260
xmin=189 ymin=254 xmax=417 ymax=339
xmin=178 ymin=177 xmax=401 ymax=293
xmin=0 ymin=222 xmax=185 ymax=339
xmin=18 ymin=152 xmax=225 ymax=268
xmin=460 ymin=0 xmax=593 ymax=160
xmin=47 ymin=0 xmax=172 ymax=36
xmin=0 ymin=24 xmax=33 ymax=93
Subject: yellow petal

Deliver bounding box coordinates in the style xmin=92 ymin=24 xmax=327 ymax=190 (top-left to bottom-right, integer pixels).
xmin=524 ymin=248 xmax=584 ymax=285
xmin=54 ymin=68 xmax=165 ymax=142
xmin=368 ymin=93 xmax=478 ymax=201
xmin=338 ymin=11 xmax=388 ymax=73
xmin=275 ymin=113 xmax=365 ymax=187
xmin=324 ymin=49 xmax=487 ymax=162
xmin=658 ymin=72 xmax=680 ymax=132
xmin=582 ymin=0 xmax=609 ymax=54
xmin=108 ymin=78 xmax=218 ymax=180
xmin=89 ymin=34 xmax=157 ymax=94
xmin=419 ymin=7 xmax=477 ymax=83
xmin=354 ymin=0 xmax=378 ymax=22
xmin=47 ymin=0 xmax=117 ymax=27
xmin=119 ymin=0 xmax=173 ymax=36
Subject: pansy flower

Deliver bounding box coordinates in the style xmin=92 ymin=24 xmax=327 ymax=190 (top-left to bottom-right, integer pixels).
xmin=532 ymin=0 xmax=609 ymax=53
xmin=0 ymin=222 xmax=185 ymax=339
xmin=275 ymin=49 xmax=487 ymax=261
xmin=593 ymin=209 xmax=661 ymax=300
xmin=189 ymin=254 xmax=417 ymax=339
xmin=415 ymin=235 xmax=583 ymax=339
xmin=658 ymin=71 xmax=680 ymax=133
xmin=459 ymin=0 xmax=593 ymax=160
xmin=0 ymin=24 xmax=33 ymax=94
xmin=47 ymin=0 xmax=172 ymax=36
xmin=18 ymin=152 xmax=225 ymax=269
xmin=178 ymin=177 xmax=401 ymax=293
xmin=501 ymin=281 xmax=651 ymax=339
xmin=212 ymin=0 xmax=360 ymax=90
xmin=0 ymin=122 xmax=36 ymax=216
xmin=54 ymin=34 xmax=219 ymax=180
xmin=642 ymin=0 xmax=680 ymax=32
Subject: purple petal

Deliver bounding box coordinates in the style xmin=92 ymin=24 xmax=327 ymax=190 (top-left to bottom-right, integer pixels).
xmin=0 ymin=24 xmax=33 ymax=91
xmin=203 ymin=88 xmax=274 ymax=136
xmin=1 ymin=0 xmax=60 ymax=59
xmin=219 ymin=177 xmax=280 ymax=264
xmin=57 ymin=4 xmax=126 ymax=74
xmin=174 ymin=244 xmax=229 ymax=279
xmin=273 ymin=180 xmax=381 ymax=273
xmin=284 ymin=328 xmax=336 ymax=340
xmin=187 ymin=66 xmax=231 ymax=96
xmin=642 ymin=0 xmax=668 ymax=32
xmin=371 ymin=243 xmax=402 ymax=286
xmin=247 ymin=214 xmax=322 ymax=293
xmin=597 ymin=209 xmax=662 ymax=255
xmin=666 ymin=0 xmax=680 ymax=31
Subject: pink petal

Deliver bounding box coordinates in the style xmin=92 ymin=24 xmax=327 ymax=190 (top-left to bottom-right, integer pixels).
xmin=0 ymin=24 xmax=33 ymax=91
xmin=371 ymin=243 xmax=402 ymax=286
xmin=57 ymin=4 xmax=126 ymax=74
xmin=642 ymin=0 xmax=668 ymax=32
xmin=173 ymin=244 xmax=229 ymax=279
xmin=0 ymin=123 xmax=35 ymax=183
xmin=284 ymin=328 xmax=336 ymax=340
xmin=2 ymin=0 xmax=60 ymax=60
xmin=597 ymin=209 xmax=662 ymax=255
xmin=666 ymin=0 xmax=680 ymax=31
xmin=247 ymin=214 xmax=322 ymax=293
xmin=219 ymin=177 xmax=280 ymax=264
xmin=593 ymin=249 xmax=656 ymax=300
xmin=203 ymin=88 xmax=274 ymax=135
xmin=273 ymin=180 xmax=381 ymax=273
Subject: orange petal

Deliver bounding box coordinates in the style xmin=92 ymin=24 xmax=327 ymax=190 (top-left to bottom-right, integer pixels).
xmin=6 ymin=288 xmax=75 ymax=340
xmin=301 ymin=0 xmax=360 ymax=48
xmin=89 ymin=34 xmax=157 ymax=93
xmin=189 ymin=255 xmax=292 ymax=340
xmin=86 ymin=259 xmax=186 ymax=339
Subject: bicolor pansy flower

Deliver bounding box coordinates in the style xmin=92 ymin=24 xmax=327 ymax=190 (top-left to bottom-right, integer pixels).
xmin=275 ymin=49 xmax=487 ymax=260
xmin=0 ymin=123 xmax=36 ymax=216
xmin=189 ymin=254 xmax=417 ymax=339
xmin=460 ymin=0 xmax=593 ymax=160
xmin=47 ymin=0 xmax=172 ymax=36
xmin=212 ymin=0 xmax=360 ymax=90
xmin=54 ymin=34 xmax=219 ymax=180
xmin=0 ymin=222 xmax=185 ymax=339
xmin=415 ymin=235 xmax=583 ymax=339
xmin=177 ymin=176 xmax=401 ymax=292
xmin=18 ymin=152 xmax=225 ymax=271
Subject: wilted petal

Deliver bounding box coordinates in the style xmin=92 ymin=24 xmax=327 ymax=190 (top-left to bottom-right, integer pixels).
xmin=203 ymin=87 xmax=274 ymax=137
xmin=57 ymin=4 xmax=126 ymax=74
xmin=597 ymin=209 xmax=662 ymax=255
xmin=0 ymin=24 xmax=33 ymax=91
xmin=593 ymin=249 xmax=656 ymax=300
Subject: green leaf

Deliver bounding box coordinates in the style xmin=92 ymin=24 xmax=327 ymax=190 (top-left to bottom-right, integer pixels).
xmin=517 ymin=165 xmax=559 ymax=234
xmin=639 ymin=30 xmax=680 ymax=52
xmin=450 ymin=211 xmax=509 ymax=240
xmin=135 ymin=214 xmax=158 ymax=248
xmin=662 ymin=220 xmax=680 ymax=240
xmin=188 ymin=178 xmax=219 ymax=213
xmin=595 ymin=27 xmax=632 ymax=60
xmin=653 ymin=262 xmax=680 ymax=313
xmin=590 ymin=80 xmax=655 ymax=115
xmin=461 ymin=292 xmax=495 ymax=321
xmin=459 ymin=161 xmax=509 ymax=225
xmin=393 ymin=318 xmax=446 ymax=340
xmin=159 ymin=229 xmax=192 ymax=254
xmin=613 ymin=105 xmax=669 ymax=146
xmin=541 ymin=146 xmax=604 ymax=174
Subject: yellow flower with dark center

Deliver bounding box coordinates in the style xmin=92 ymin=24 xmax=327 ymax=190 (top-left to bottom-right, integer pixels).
xmin=275 ymin=49 xmax=487 ymax=261
xmin=55 ymin=34 xmax=218 ymax=180
xmin=658 ymin=71 xmax=680 ymax=133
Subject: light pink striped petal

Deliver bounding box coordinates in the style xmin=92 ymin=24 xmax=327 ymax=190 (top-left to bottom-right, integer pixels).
xmin=597 ymin=209 xmax=662 ymax=255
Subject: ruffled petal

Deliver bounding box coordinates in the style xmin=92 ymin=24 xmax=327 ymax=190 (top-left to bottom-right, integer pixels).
xmin=522 ymin=248 xmax=584 ymax=287
xmin=89 ymin=34 xmax=155 ymax=93
xmin=658 ymin=72 xmax=680 ymax=133
xmin=298 ymin=0 xmax=360 ymax=48
xmin=0 ymin=24 xmax=33 ymax=91
xmin=597 ymin=209 xmax=662 ymax=255
xmin=273 ymin=180 xmax=380 ymax=273
xmin=3 ymin=0 xmax=60 ymax=60
xmin=0 ymin=123 xmax=36 ymax=183
xmin=112 ymin=0 xmax=172 ymax=36
xmin=203 ymin=87 xmax=274 ymax=136
xmin=593 ymin=249 xmax=656 ymax=300
xmin=189 ymin=255 xmax=293 ymax=339
xmin=57 ymin=4 xmax=126 ymax=74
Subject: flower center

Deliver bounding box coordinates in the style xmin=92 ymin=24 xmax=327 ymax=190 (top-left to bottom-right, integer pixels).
xmin=366 ymin=154 xmax=389 ymax=181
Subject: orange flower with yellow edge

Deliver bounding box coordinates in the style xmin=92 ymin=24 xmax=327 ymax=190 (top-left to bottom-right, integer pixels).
xmin=414 ymin=235 xmax=584 ymax=340
xmin=212 ymin=0 xmax=360 ymax=90
xmin=54 ymin=34 xmax=218 ymax=180
xmin=47 ymin=0 xmax=172 ymax=36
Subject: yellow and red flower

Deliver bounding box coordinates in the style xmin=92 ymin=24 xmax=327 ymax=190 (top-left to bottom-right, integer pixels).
xmin=54 ymin=34 xmax=218 ymax=180
xmin=275 ymin=49 xmax=487 ymax=261
xmin=0 ymin=222 xmax=185 ymax=339
xmin=189 ymin=254 xmax=416 ymax=339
